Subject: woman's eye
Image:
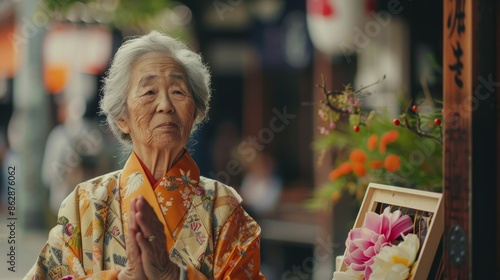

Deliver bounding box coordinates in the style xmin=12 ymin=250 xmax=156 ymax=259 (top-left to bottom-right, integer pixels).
xmin=173 ymin=90 xmax=184 ymax=95
xmin=145 ymin=90 xmax=155 ymax=95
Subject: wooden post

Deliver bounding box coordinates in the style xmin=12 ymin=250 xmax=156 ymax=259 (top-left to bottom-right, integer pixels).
xmin=443 ymin=0 xmax=498 ymax=278
xmin=312 ymin=51 xmax=358 ymax=279
xmin=242 ymin=49 xmax=264 ymax=138
xmin=442 ymin=0 xmax=472 ymax=277
xmin=312 ymin=50 xmax=335 ymax=280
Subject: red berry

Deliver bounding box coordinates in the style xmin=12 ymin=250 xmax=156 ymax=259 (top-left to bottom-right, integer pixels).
xmin=353 ymin=125 xmax=360 ymax=132
xmin=393 ymin=119 xmax=401 ymax=126
xmin=434 ymin=118 xmax=442 ymax=125
xmin=412 ymin=105 xmax=418 ymax=112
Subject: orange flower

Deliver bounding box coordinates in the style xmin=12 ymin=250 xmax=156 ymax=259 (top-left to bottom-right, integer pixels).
xmin=329 ymin=169 xmax=342 ymax=181
xmin=369 ymin=160 xmax=384 ymax=169
xmin=381 ymin=130 xmax=400 ymax=145
xmin=338 ymin=162 xmax=353 ymax=175
xmin=379 ymin=130 xmax=399 ymax=154
xmin=379 ymin=141 xmax=387 ymax=154
xmin=384 ymin=154 xmax=401 ymax=172
xmin=331 ymin=191 xmax=341 ymax=203
xmin=349 ymin=149 xmax=367 ymax=164
xmin=367 ymin=134 xmax=378 ymax=151
xmin=352 ymin=163 xmax=366 ymax=177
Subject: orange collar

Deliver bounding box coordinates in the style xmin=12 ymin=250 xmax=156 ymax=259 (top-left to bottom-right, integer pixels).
xmin=119 ymin=149 xmax=200 ymax=250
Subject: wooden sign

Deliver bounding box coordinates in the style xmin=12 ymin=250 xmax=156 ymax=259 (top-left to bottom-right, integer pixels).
xmin=443 ymin=0 xmax=471 ymax=278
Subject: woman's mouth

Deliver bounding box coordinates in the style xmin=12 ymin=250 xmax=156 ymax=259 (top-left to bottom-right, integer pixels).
xmin=155 ymin=122 xmax=178 ymax=129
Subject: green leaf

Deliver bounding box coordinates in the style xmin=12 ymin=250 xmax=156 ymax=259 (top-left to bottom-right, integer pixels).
xmin=349 ymin=114 xmax=361 ymax=126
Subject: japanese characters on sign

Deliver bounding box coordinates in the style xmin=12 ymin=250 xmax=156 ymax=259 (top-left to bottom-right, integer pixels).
xmin=447 ymin=0 xmax=466 ymax=88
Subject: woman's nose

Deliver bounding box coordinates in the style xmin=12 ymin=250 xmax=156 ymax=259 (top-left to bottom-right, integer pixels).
xmin=157 ymin=92 xmax=175 ymax=113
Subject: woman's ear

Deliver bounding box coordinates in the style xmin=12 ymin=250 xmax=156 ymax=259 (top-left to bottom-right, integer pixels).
xmin=115 ymin=118 xmax=130 ymax=134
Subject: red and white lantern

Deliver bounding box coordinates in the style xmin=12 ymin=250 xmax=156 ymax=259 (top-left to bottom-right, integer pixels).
xmin=306 ymin=0 xmax=374 ymax=57
xmin=43 ymin=24 xmax=112 ymax=94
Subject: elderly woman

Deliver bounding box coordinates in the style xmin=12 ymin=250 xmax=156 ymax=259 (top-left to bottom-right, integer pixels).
xmin=26 ymin=31 xmax=265 ymax=280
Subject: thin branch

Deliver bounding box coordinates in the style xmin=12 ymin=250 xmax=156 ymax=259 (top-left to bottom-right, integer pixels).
xmin=401 ymin=102 xmax=443 ymax=145
xmin=415 ymin=109 xmax=422 ymax=134
xmin=420 ymin=76 xmax=444 ymax=141
xmin=354 ymin=75 xmax=386 ymax=95
xmin=316 ymin=75 xmax=342 ymax=97
xmin=317 ymin=74 xmax=353 ymax=115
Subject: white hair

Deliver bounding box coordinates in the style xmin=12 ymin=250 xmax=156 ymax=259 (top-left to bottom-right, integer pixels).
xmin=100 ymin=31 xmax=211 ymax=147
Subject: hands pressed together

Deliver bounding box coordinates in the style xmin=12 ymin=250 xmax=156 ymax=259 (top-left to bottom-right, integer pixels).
xmin=118 ymin=196 xmax=180 ymax=280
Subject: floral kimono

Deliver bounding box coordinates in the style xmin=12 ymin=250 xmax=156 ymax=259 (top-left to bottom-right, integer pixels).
xmin=25 ymin=151 xmax=265 ymax=280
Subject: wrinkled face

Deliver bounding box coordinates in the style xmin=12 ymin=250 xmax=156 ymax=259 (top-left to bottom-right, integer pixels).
xmin=117 ymin=53 xmax=195 ymax=151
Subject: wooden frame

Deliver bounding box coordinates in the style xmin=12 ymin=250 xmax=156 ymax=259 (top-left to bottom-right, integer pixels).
xmin=340 ymin=183 xmax=444 ymax=280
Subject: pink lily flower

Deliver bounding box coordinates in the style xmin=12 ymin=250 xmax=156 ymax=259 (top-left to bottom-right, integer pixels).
xmin=344 ymin=206 xmax=414 ymax=279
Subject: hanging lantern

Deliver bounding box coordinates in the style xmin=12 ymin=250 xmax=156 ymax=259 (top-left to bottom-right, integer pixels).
xmin=43 ymin=24 xmax=75 ymax=94
xmin=306 ymin=0 xmax=372 ymax=57
xmin=0 ymin=21 xmax=20 ymax=78
xmin=42 ymin=23 xmax=112 ymax=94
xmin=78 ymin=25 xmax=112 ymax=75
xmin=44 ymin=64 xmax=70 ymax=94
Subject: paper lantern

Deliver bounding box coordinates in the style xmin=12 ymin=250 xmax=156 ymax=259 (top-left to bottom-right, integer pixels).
xmin=0 ymin=22 xmax=20 ymax=78
xmin=44 ymin=64 xmax=70 ymax=94
xmin=78 ymin=26 xmax=112 ymax=75
xmin=43 ymin=24 xmax=75 ymax=94
xmin=42 ymin=23 xmax=112 ymax=93
xmin=306 ymin=0 xmax=371 ymax=57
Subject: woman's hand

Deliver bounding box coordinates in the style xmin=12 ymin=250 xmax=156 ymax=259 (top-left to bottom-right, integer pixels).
xmin=118 ymin=198 xmax=147 ymax=280
xmin=133 ymin=196 xmax=180 ymax=280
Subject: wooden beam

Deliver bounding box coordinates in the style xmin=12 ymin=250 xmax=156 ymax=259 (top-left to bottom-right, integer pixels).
xmin=443 ymin=0 xmax=498 ymax=278
xmin=243 ymin=49 xmax=264 ymax=138
xmin=312 ymin=50 xmax=335 ymax=279
xmin=443 ymin=0 xmax=472 ymax=278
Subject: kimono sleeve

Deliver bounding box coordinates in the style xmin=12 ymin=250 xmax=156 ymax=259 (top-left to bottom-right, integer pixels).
xmin=211 ymin=206 xmax=265 ymax=279
xmin=23 ymin=187 xmax=121 ymax=280
xmin=24 ymin=188 xmax=84 ymax=279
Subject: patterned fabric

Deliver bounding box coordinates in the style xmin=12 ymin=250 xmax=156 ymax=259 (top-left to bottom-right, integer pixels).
xmin=25 ymin=151 xmax=265 ymax=280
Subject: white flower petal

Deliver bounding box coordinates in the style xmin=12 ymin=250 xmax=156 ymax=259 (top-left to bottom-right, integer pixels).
xmin=370 ymin=234 xmax=420 ymax=280
xmin=332 ymin=267 xmax=363 ymax=280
